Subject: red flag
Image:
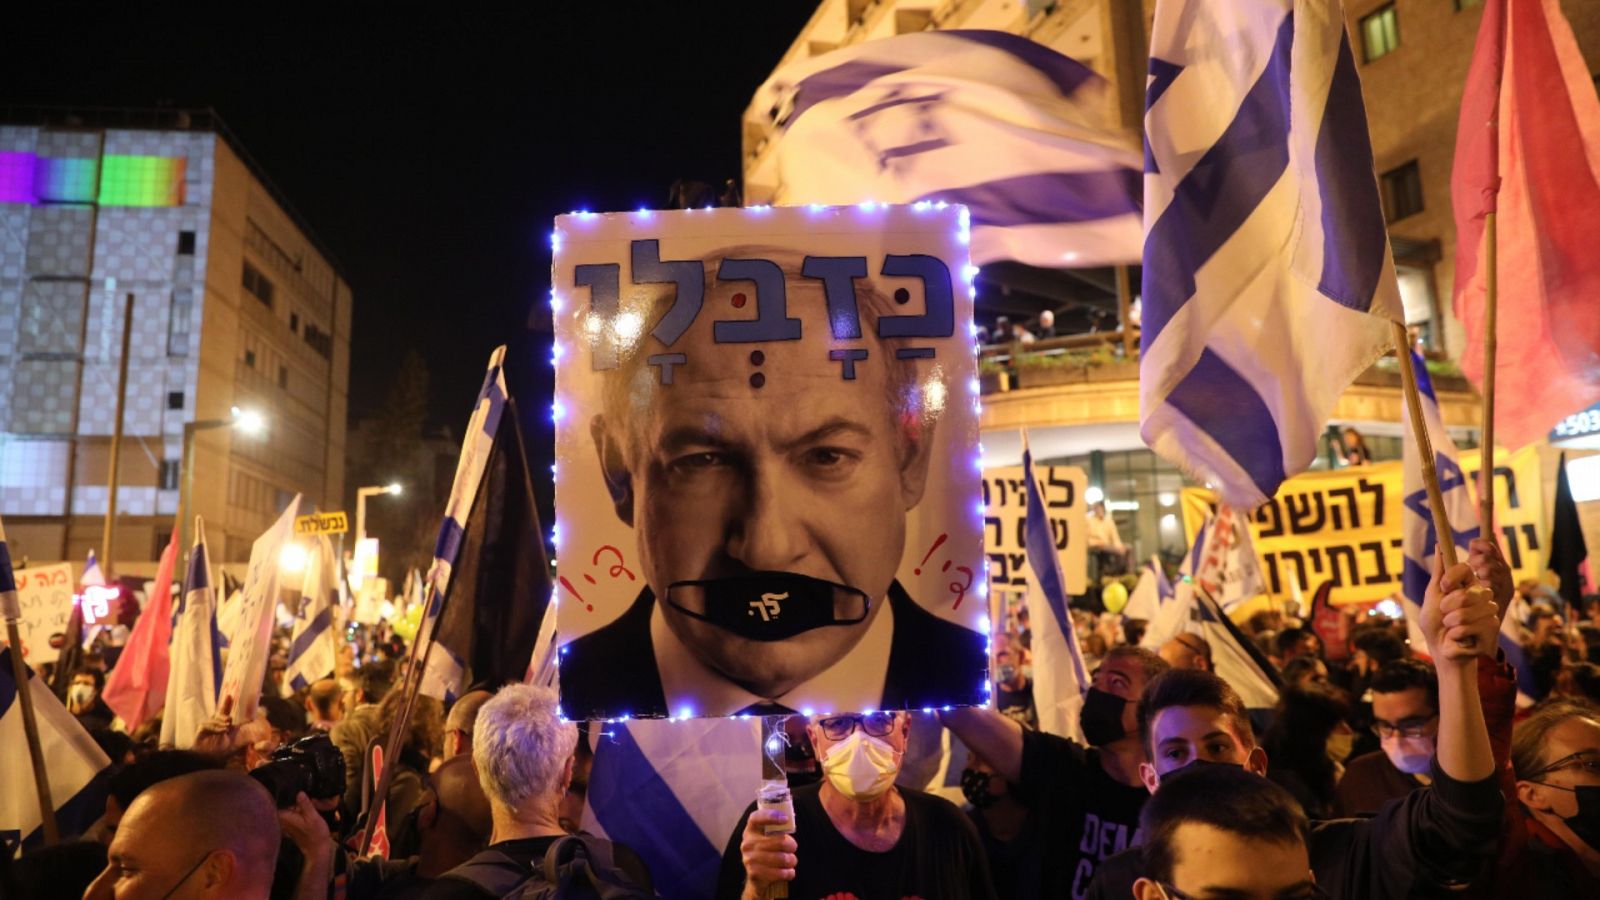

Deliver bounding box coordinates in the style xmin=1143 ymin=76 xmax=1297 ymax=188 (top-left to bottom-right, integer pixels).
xmin=101 ymin=526 xmax=179 ymax=732
xmin=1451 ymin=0 xmax=1600 ymax=449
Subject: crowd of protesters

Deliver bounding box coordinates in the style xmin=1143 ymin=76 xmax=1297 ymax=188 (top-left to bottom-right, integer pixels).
xmin=4 ymin=536 xmax=1600 ymax=899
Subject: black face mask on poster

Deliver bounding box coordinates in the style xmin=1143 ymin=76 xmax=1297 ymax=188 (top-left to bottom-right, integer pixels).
xmin=665 ymin=573 xmax=869 ymax=642
xmin=961 ymin=768 xmax=998 ymax=809
xmin=1079 ymin=687 xmax=1130 ymax=747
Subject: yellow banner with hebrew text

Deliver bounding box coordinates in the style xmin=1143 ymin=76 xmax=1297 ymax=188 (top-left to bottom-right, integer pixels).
xmin=1181 ymin=447 xmax=1543 ymax=607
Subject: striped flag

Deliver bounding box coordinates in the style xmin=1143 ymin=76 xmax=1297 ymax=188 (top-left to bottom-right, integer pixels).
xmin=749 ymin=30 xmax=1142 ymax=266
xmin=161 ymin=518 xmax=224 ymax=749
xmin=582 ymin=717 xmax=763 ymax=900
xmin=418 ymin=346 xmax=550 ymax=702
xmin=100 ymin=526 xmax=179 ymax=732
xmin=1 ymin=516 xmax=111 ymax=849
xmin=218 ymin=495 xmax=301 ymax=725
xmin=1023 ymin=443 xmax=1089 ymax=742
xmin=1124 ymin=555 xmax=1175 ymax=622
xmin=0 ymin=646 xmax=112 ymax=852
xmin=1399 ymin=349 xmax=1481 ymax=655
xmin=1141 ymin=0 xmax=1402 ymax=509
xmin=285 ymin=535 xmax=337 ymax=691
xmin=1192 ymin=587 xmax=1281 ymax=710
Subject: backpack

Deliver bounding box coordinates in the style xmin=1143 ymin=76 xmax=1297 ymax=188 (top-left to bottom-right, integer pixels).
xmin=440 ymin=834 xmax=653 ymax=900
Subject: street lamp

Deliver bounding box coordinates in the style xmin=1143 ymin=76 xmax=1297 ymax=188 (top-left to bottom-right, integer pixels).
xmin=176 ymin=406 xmax=267 ymax=557
xmin=355 ymin=482 xmax=403 ymax=545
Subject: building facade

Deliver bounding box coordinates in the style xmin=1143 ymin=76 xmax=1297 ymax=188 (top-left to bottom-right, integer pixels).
xmin=0 ymin=109 xmax=351 ymax=573
xmin=744 ymin=0 xmax=1600 ymax=570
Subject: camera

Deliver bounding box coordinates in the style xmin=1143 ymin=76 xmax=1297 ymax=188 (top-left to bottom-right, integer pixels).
xmin=250 ymin=733 xmax=346 ymax=808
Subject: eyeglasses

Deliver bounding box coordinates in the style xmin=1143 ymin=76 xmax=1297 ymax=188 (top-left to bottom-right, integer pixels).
xmin=816 ymin=712 xmax=897 ymax=741
xmin=1524 ymin=750 xmax=1600 ymax=781
xmin=1370 ymin=714 xmax=1438 ymax=739
xmin=1155 ymin=878 xmax=1328 ymax=900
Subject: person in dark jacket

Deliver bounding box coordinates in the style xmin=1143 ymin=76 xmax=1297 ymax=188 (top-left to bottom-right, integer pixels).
xmin=1492 ymin=701 xmax=1600 ymax=896
xmin=1262 ymin=683 xmax=1353 ymax=819
xmin=1089 ymin=556 xmax=1506 ymax=899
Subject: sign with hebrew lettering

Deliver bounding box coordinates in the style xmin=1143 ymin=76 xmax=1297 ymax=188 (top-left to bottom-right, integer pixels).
xmin=552 ymin=204 xmax=986 ymax=720
xmin=6 ymin=562 xmax=75 ymax=664
xmin=982 ymin=465 xmax=1088 ymax=599
xmin=1181 ymin=446 xmax=1544 ymax=607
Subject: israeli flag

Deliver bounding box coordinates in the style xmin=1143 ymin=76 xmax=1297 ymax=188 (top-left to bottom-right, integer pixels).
xmin=582 ymin=718 xmax=763 ymax=900
xmin=418 ymin=347 xmax=509 ymax=702
xmin=1023 ymin=443 xmax=1090 ymax=742
xmin=750 ymin=30 xmax=1143 ymax=267
xmin=1 ymin=518 xmax=111 ymax=849
xmin=1124 ymin=555 xmax=1175 ymax=622
xmin=1141 ymin=0 xmax=1403 ymax=509
xmin=285 ymin=536 xmax=337 ymax=692
xmin=1399 ymin=348 xmax=1481 ymax=656
xmin=161 ymin=518 xmax=224 ymax=749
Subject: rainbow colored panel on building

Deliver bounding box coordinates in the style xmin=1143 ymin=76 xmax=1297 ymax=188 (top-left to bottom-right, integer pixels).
xmin=34 ymin=157 xmax=99 ymax=203
xmin=0 ymin=153 xmax=186 ymax=206
xmin=0 ymin=152 xmax=38 ymax=203
xmin=99 ymin=155 xmax=186 ymax=206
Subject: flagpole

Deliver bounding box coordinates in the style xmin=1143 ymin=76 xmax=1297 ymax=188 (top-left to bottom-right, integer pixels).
xmin=1478 ymin=210 xmax=1498 ymax=536
xmin=2 ymin=606 xmax=60 ymax=845
xmin=1393 ymin=322 xmax=1477 ymax=652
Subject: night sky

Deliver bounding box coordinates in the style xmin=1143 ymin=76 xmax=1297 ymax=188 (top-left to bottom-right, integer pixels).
xmin=3 ymin=3 xmax=819 ymax=448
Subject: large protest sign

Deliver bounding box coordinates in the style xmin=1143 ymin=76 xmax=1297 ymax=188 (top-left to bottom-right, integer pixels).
xmin=552 ymin=204 xmax=986 ymax=720
xmin=1181 ymin=446 xmax=1544 ymax=607
xmin=7 ymin=563 xmax=74 ymax=665
xmin=219 ymin=496 xmax=301 ymax=723
xmin=983 ymin=465 xmax=1088 ymax=600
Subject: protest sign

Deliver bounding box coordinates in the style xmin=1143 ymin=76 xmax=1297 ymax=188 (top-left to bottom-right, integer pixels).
xmin=8 ymin=563 xmax=73 ymax=664
xmin=218 ymin=496 xmax=301 ymax=724
xmin=982 ymin=465 xmax=1088 ymax=600
xmin=1181 ymin=446 xmax=1544 ymax=607
xmin=552 ymin=204 xmax=986 ymax=720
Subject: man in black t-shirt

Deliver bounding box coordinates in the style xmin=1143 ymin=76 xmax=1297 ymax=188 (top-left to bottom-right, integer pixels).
xmin=995 ymin=640 xmax=1038 ymax=731
xmin=719 ymin=711 xmax=994 ymax=900
xmin=944 ymin=645 xmax=1168 ymax=899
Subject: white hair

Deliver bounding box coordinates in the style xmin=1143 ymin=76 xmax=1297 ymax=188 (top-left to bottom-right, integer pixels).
xmin=472 ymin=684 xmax=578 ymax=811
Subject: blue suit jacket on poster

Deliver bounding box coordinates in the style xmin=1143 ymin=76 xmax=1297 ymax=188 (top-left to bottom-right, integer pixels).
xmin=557 ymin=579 xmax=986 ymax=720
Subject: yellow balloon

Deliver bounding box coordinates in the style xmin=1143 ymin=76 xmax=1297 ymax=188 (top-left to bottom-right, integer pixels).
xmin=1102 ymin=581 xmax=1130 ymax=615
xmin=392 ymin=601 xmax=423 ymax=642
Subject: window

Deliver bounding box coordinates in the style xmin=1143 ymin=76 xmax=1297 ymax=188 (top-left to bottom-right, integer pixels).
xmin=304 ymin=323 xmax=333 ymax=360
xmin=278 ymin=365 xmax=289 ymax=390
xmin=159 ymin=459 xmax=180 ymax=490
xmin=245 ymin=348 xmax=256 ymax=368
xmin=177 ymin=230 xmax=196 ymax=255
xmin=1380 ymin=160 xmax=1424 ymax=222
xmin=289 ymin=312 xmax=299 ymax=334
xmin=166 ymin=391 xmax=184 ymax=410
xmin=242 ymin=261 xmax=275 ymax=308
xmin=1361 ymin=4 xmax=1399 ymax=62
xmin=168 ymin=289 xmax=192 ymax=357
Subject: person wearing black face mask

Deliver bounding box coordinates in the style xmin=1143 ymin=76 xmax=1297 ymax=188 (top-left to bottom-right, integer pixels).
xmin=1091 ymin=558 xmax=1510 ymax=900
xmin=944 ymin=645 xmax=1168 ymax=898
xmin=1498 ymin=701 xmax=1600 ymax=895
xmin=960 ymin=750 xmax=1043 ymax=900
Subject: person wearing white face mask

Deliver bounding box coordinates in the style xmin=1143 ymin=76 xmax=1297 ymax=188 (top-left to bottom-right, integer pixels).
xmin=1335 ymin=659 xmax=1439 ymax=816
xmin=717 ymin=711 xmax=995 ymax=900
